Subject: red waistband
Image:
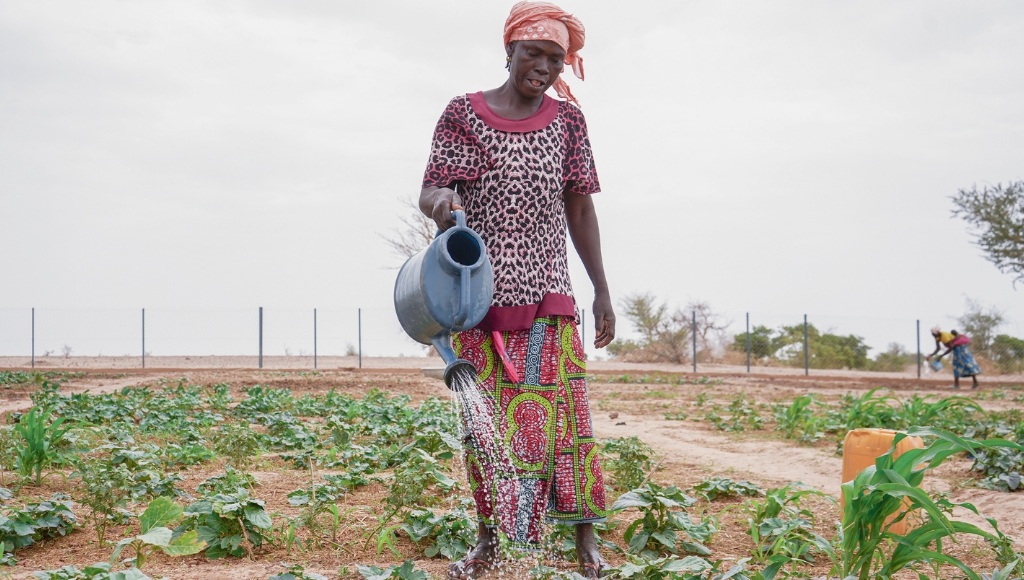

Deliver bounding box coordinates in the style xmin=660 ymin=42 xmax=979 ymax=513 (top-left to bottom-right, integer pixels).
xmin=475 ymin=293 xmax=576 ymax=331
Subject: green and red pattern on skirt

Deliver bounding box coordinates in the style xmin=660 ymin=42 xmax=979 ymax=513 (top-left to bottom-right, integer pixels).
xmin=453 ymin=315 xmax=607 ymax=549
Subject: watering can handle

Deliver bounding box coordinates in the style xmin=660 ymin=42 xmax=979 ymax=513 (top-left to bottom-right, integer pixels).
xmin=454 ymin=266 xmax=470 ymax=328
xmin=435 ymin=210 xmax=468 ymax=237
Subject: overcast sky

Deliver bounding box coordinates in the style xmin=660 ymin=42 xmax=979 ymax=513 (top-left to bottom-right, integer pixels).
xmin=1 ymin=1 xmax=1022 ymax=356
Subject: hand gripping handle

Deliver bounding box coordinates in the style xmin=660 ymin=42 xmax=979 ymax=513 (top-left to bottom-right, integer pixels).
xmin=435 ymin=210 xmax=468 ymax=237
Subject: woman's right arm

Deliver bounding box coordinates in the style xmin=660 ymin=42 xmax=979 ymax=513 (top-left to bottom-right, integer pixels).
xmin=419 ymin=185 xmax=464 ymax=231
xmin=926 ymin=339 xmax=942 ymax=360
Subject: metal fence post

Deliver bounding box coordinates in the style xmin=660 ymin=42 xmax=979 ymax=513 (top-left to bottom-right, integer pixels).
xmin=358 ymin=308 xmax=362 ymax=369
xmin=745 ymin=312 xmax=750 ymax=373
xmin=31 ymin=307 xmax=35 ymax=369
xmin=259 ymin=307 xmax=263 ymax=369
xmin=803 ymin=314 xmax=809 ymax=376
xmin=314 ymin=308 xmax=318 ymax=370
xmin=916 ymin=319 xmax=921 ymax=378
xmin=692 ymin=310 xmax=697 ymax=373
xmin=142 ymin=308 xmax=145 ymax=369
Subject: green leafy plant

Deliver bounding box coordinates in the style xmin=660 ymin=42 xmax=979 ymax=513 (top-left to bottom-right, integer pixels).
xmin=160 ymin=443 xmax=214 ymax=467
xmin=1 ymin=493 xmax=77 ymax=560
xmin=606 ymin=554 xmax=712 ymax=580
xmin=381 ymin=447 xmax=457 ymax=521
xmin=357 ymin=560 xmax=430 ymax=580
xmin=981 ymin=562 xmax=1021 ymax=580
xmin=32 ymin=562 xmax=152 ymax=579
xmin=602 ymin=437 xmax=656 ymax=492
xmin=177 ymin=490 xmax=272 ymax=559
xmin=0 ymin=428 xmax=15 ymax=486
xmin=213 ymin=422 xmax=262 ymax=469
xmin=611 ymin=482 xmax=713 ymax=558
xmin=705 ymin=398 xmax=764 ymax=432
xmin=972 ymin=446 xmax=1023 ymax=491
xmin=378 ymin=506 xmax=476 ymax=560
xmin=747 ymin=515 xmax=832 ymax=572
xmin=269 ymin=563 xmax=329 ymax=580
xmin=738 ymin=483 xmax=831 ymax=528
xmin=772 ymin=395 xmax=830 ymax=444
xmin=201 ymin=383 xmax=233 ymax=411
xmin=691 ymin=477 xmax=762 ymax=502
xmin=71 ymin=460 xmax=132 ymax=545
xmin=14 ymin=408 xmax=77 ymax=485
xmin=100 ymin=445 xmax=185 ymax=502
xmin=838 ymin=427 xmax=1024 ymax=580
xmin=108 ymin=497 xmax=204 ymax=570
xmin=196 ymin=466 xmax=259 ymax=495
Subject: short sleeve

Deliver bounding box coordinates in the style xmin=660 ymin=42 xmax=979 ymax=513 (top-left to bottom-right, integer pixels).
xmin=422 ymin=97 xmax=491 ymax=188
xmin=561 ymin=104 xmax=601 ymax=195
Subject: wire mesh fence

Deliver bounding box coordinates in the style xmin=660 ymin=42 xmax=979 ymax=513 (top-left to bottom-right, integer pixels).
xmin=0 ymin=307 xmax=426 ymax=369
xmin=0 ymin=306 xmax=1021 ymax=378
xmin=597 ymin=308 xmax=1024 ymax=380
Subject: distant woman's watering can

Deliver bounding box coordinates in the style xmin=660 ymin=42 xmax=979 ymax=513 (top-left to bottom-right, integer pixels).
xmin=394 ymin=210 xmax=493 ymax=388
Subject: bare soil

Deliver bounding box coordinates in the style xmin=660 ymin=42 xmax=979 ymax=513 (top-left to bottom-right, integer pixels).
xmin=1 ymin=368 xmax=1021 ymax=579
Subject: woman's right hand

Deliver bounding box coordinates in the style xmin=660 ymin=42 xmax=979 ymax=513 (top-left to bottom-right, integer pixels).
xmin=430 ymin=187 xmax=464 ymax=232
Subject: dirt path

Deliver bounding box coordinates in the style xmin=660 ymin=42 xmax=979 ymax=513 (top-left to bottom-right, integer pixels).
xmin=592 ymin=410 xmax=1024 ymax=544
xmin=594 ymin=412 xmax=841 ymax=491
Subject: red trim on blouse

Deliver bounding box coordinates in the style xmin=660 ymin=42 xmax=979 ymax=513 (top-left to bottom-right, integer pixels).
xmin=467 ymin=91 xmax=559 ymax=133
xmin=476 ymin=293 xmax=576 ymax=332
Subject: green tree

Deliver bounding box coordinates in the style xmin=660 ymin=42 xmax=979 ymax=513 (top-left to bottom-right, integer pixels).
xmin=772 ymin=324 xmax=870 ymax=370
xmin=870 ymin=343 xmax=916 ymax=372
xmin=992 ymin=334 xmax=1024 ymax=374
xmin=957 ymin=297 xmax=1005 ymax=356
xmin=731 ymin=325 xmax=776 ymax=359
xmin=951 ymin=181 xmax=1024 ymax=286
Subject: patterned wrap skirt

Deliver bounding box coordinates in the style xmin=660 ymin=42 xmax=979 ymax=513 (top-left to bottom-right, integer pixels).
xmin=952 ymin=345 xmax=982 ymax=378
xmin=453 ymin=315 xmax=607 ymax=549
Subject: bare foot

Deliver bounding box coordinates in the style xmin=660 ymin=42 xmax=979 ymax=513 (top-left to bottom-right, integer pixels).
xmin=448 ymin=523 xmax=498 ymax=580
xmin=575 ymin=523 xmax=607 ymax=579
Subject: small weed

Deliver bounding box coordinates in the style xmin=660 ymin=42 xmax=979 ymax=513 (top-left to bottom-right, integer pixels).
xmin=691 ymin=477 xmax=763 ymax=502
xmin=602 ymin=437 xmax=656 ymax=492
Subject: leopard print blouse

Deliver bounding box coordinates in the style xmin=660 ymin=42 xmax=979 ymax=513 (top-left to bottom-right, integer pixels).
xmin=422 ymin=92 xmax=600 ymax=331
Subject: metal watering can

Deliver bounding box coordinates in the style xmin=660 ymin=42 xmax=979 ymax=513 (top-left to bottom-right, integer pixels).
xmin=394 ymin=210 xmax=493 ymax=388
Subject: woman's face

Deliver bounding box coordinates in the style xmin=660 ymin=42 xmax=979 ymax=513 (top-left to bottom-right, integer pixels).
xmin=507 ymin=40 xmax=565 ymax=100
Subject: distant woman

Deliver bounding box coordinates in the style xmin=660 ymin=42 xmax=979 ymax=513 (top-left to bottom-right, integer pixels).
xmin=418 ymin=1 xmax=613 ymax=578
xmin=926 ymin=326 xmax=981 ymax=389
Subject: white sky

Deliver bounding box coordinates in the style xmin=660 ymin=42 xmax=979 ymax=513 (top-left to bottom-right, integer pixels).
xmin=1 ymin=1 xmax=1022 ymax=357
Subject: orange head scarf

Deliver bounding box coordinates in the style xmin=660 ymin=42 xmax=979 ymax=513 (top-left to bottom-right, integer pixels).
xmin=503 ymin=1 xmax=586 ymax=106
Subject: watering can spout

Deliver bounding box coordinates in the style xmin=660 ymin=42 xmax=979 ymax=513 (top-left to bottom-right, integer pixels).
xmin=430 ymin=334 xmax=476 ymax=391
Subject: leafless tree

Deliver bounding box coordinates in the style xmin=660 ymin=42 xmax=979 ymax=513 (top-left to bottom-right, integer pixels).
xmin=687 ymin=300 xmax=731 ymax=362
xmin=381 ymin=196 xmax=435 ymax=260
xmin=607 ymin=293 xmax=690 ymax=363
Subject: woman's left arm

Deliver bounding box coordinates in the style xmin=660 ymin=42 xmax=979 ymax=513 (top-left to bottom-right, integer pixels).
xmin=564 ymin=190 xmax=615 ymax=348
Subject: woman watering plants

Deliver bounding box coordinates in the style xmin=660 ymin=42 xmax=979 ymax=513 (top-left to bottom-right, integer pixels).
xmin=418 ymin=2 xmax=614 ymax=578
xmin=926 ymin=326 xmax=981 ymax=389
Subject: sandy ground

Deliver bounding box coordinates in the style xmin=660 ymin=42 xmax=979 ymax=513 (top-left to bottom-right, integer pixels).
xmin=0 ymin=368 xmax=1021 ymax=579
xmin=4 ymin=356 xmax=1023 ymax=384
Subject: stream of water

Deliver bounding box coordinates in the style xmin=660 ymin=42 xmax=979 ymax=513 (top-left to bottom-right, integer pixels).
xmin=447 ymin=365 xmax=566 ymax=577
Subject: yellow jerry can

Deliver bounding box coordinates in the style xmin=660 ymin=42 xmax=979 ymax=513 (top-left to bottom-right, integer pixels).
xmin=841 ymin=428 xmax=924 ymax=535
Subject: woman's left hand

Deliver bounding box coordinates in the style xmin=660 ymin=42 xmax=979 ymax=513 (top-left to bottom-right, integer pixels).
xmin=592 ymin=293 xmax=615 ymax=349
